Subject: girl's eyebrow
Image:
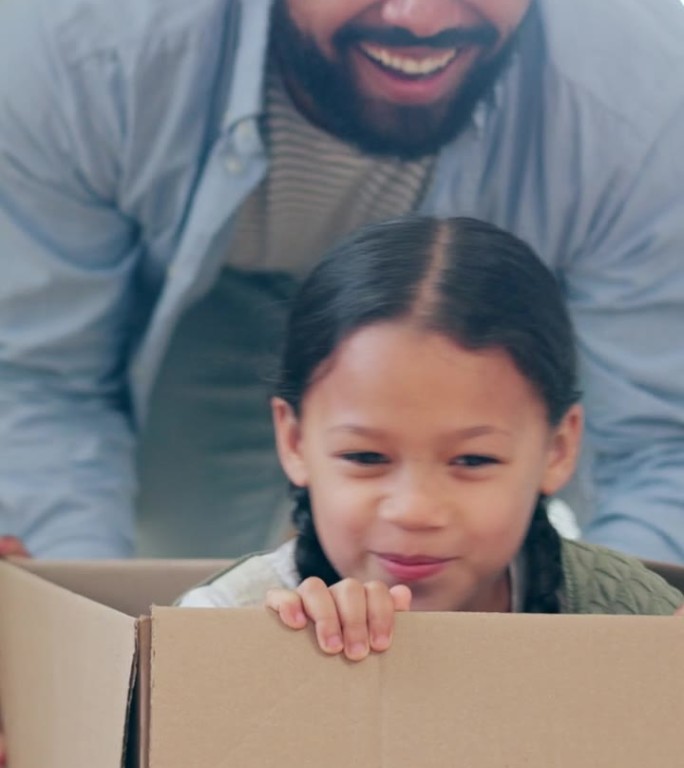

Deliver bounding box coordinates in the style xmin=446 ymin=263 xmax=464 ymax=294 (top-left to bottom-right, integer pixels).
xmin=326 ymin=425 xmax=512 ymax=438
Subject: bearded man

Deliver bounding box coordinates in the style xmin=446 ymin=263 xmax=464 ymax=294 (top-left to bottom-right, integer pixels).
xmin=0 ymin=0 xmax=683 ymax=562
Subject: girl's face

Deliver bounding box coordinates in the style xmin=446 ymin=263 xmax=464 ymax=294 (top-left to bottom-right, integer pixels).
xmin=273 ymin=323 xmax=582 ymax=612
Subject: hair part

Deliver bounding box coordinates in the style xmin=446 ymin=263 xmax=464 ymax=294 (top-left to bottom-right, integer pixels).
xmin=278 ymin=216 xmax=580 ymax=423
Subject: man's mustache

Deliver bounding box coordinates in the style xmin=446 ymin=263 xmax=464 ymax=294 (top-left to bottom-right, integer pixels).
xmin=336 ymin=24 xmax=499 ymax=51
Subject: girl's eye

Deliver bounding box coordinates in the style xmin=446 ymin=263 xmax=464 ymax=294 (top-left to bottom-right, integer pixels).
xmin=339 ymin=451 xmax=389 ymax=466
xmin=450 ymin=455 xmax=498 ymax=468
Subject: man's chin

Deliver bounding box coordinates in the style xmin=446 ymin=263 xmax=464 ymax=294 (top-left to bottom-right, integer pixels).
xmin=283 ymin=52 xmax=514 ymax=160
xmin=313 ymin=98 xmax=471 ymax=160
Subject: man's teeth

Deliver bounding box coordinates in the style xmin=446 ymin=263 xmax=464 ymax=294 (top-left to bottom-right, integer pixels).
xmin=360 ymin=43 xmax=458 ymax=76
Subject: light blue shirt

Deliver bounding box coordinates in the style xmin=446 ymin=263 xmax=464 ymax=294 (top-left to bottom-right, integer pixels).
xmin=1 ymin=0 xmax=684 ymax=560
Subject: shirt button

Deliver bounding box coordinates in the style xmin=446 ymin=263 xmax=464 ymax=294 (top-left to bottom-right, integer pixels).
xmin=235 ymin=120 xmax=255 ymax=145
xmin=225 ymin=156 xmax=243 ymax=174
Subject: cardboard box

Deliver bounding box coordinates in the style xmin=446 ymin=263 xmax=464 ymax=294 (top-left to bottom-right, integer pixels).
xmin=1 ymin=557 xmax=683 ymax=768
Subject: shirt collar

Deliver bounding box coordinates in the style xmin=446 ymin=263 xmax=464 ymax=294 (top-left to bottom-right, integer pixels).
xmin=221 ymin=0 xmax=274 ymax=132
xmin=470 ymin=45 xmax=519 ymax=136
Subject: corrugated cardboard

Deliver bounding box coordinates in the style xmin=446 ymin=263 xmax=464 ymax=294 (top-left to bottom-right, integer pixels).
xmin=0 ymin=560 xmax=229 ymax=768
xmin=1 ymin=558 xmax=683 ymax=768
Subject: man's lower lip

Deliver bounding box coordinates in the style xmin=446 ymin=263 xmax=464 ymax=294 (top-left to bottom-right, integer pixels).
xmin=377 ymin=556 xmax=450 ymax=582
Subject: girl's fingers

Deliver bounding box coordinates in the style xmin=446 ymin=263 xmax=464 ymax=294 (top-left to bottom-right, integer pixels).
xmin=297 ymin=578 xmax=345 ymax=655
xmin=265 ymin=588 xmax=308 ymax=629
xmin=389 ymin=584 xmax=413 ymax=612
xmin=267 ymin=579 xmax=413 ymax=661
xmin=330 ymin=578 xmax=371 ymax=661
xmin=364 ymin=581 xmax=396 ymax=652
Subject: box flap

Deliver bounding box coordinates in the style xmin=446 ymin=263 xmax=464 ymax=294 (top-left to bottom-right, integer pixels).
xmin=148 ymin=608 xmax=684 ymax=768
xmin=16 ymin=560 xmax=232 ymax=616
xmin=131 ymin=617 xmax=152 ymax=768
xmin=0 ymin=561 xmax=137 ymax=768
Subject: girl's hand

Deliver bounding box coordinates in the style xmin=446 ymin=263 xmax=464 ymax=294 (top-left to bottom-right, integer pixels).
xmin=266 ymin=578 xmax=412 ymax=661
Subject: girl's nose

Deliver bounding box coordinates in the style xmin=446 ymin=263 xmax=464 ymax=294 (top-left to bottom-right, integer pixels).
xmin=378 ymin=469 xmax=450 ymax=530
xmin=381 ymin=0 xmax=473 ymax=40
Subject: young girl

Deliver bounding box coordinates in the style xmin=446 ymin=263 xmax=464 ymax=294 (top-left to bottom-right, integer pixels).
xmin=179 ymin=216 xmax=683 ymax=660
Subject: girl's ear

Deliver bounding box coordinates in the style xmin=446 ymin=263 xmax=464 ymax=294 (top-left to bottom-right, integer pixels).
xmin=540 ymin=404 xmax=584 ymax=496
xmin=271 ymin=397 xmax=309 ymax=487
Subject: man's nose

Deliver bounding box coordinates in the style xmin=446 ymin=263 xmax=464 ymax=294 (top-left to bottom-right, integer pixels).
xmin=380 ymin=0 xmax=475 ymax=40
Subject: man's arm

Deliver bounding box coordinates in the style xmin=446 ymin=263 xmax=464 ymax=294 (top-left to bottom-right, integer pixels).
xmin=566 ymin=101 xmax=684 ymax=563
xmin=0 ymin=0 xmax=139 ymax=557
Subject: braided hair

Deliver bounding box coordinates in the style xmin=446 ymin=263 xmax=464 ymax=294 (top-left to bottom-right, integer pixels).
xmin=276 ymin=216 xmax=580 ymax=614
xmin=522 ymin=496 xmax=563 ymax=613
xmin=291 ymin=486 xmax=340 ymax=586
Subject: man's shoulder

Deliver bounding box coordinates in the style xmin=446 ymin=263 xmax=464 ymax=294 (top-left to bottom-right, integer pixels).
xmin=560 ymin=539 xmax=683 ymax=615
xmin=20 ymin=0 xmax=244 ymax=65
xmin=532 ymin=0 xmax=684 ymax=140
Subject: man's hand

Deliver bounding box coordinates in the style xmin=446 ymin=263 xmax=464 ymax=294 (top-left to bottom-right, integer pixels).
xmin=0 ymin=537 xmax=29 ymax=559
xmin=674 ymin=604 xmax=684 ymax=617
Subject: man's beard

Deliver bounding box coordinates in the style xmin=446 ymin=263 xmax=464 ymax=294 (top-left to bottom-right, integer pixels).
xmin=271 ymin=1 xmax=520 ymax=160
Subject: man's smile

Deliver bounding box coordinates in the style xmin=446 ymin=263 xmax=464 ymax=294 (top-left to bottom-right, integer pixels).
xmin=358 ymin=42 xmax=461 ymax=78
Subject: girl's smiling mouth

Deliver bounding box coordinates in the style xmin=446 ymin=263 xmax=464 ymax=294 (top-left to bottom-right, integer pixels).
xmin=374 ymin=552 xmax=456 ymax=582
